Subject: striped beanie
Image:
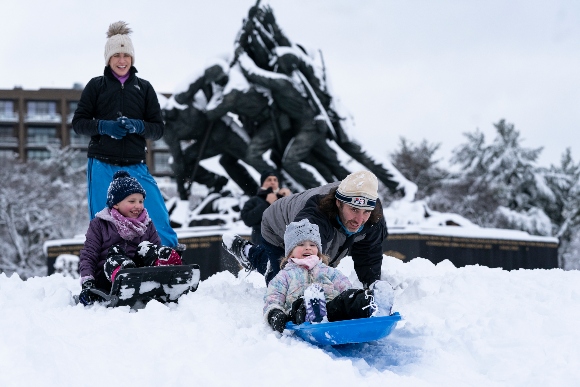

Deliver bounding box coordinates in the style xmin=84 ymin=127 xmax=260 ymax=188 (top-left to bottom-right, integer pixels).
xmin=335 ymin=170 xmax=378 ymax=210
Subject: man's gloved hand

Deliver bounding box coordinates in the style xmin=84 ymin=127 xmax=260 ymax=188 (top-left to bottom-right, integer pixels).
xmin=268 ymin=309 xmax=288 ymax=333
xmin=117 ymin=116 xmax=144 ymax=134
xmin=98 ymin=120 xmax=126 ymax=139
xmin=78 ymin=279 xmax=103 ymax=306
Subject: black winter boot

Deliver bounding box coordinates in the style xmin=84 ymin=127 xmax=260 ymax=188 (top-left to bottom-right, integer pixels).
xmin=104 ymin=245 xmax=136 ymax=282
xmin=222 ymin=233 xmax=253 ymax=270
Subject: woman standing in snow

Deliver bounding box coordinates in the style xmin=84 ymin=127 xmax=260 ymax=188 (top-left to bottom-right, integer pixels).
xmin=78 ymin=171 xmax=182 ymax=306
xmin=72 ymin=21 xmax=181 ymax=252
xmin=263 ymin=218 xmax=395 ymax=333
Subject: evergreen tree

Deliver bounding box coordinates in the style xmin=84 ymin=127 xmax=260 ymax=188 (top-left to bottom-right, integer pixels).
xmin=541 ymin=148 xmax=580 ymax=268
xmin=429 ymin=120 xmax=553 ymax=235
xmin=390 ymin=137 xmax=448 ymax=199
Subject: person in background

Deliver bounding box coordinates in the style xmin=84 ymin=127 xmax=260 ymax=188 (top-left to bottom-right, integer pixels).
xmin=240 ymin=170 xmax=291 ymax=245
xmin=72 ymin=21 xmax=181 ymax=251
xmin=263 ymin=219 xmax=395 ymax=333
xmin=78 ymin=171 xmax=182 ymax=306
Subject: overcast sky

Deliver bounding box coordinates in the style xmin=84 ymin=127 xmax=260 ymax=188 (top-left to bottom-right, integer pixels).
xmin=2 ymin=0 xmax=579 ymax=168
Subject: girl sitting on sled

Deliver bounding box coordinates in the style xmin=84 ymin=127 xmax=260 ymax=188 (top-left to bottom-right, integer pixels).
xmin=264 ymin=218 xmax=395 ymax=332
xmin=78 ymin=170 xmax=182 ymax=306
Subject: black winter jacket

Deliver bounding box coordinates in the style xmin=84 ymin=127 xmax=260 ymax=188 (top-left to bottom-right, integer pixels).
xmin=241 ymin=187 xmax=283 ymax=244
xmin=72 ymin=66 xmax=164 ymax=165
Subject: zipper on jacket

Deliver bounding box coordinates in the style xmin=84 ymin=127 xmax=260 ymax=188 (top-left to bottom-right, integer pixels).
xmin=120 ymin=83 xmax=126 ymax=159
xmin=120 ymin=83 xmax=125 ymax=114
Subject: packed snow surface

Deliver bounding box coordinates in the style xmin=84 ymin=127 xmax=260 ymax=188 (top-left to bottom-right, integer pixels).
xmin=1 ymin=255 xmax=579 ymax=386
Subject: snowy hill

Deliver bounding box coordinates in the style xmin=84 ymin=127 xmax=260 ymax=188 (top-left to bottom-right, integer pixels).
xmin=2 ymin=255 xmax=580 ymax=386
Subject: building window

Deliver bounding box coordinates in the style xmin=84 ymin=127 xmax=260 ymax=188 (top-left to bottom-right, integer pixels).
xmin=26 ymin=101 xmax=60 ymax=123
xmin=27 ymin=149 xmax=51 ymax=161
xmin=28 ymin=101 xmax=56 ymax=115
xmin=153 ymin=152 xmax=172 ymax=173
xmin=27 ymin=126 xmax=60 ymax=146
xmin=0 ymin=126 xmax=18 ymax=146
xmin=0 ymin=100 xmax=17 ymax=122
xmin=0 ymin=100 xmax=13 ymax=112
xmin=69 ymin=128 xmax=89 ymax=147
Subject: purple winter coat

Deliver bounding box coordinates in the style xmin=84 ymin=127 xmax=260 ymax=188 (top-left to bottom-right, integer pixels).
xmin=79 ymin=208 xmax=161 ymax=280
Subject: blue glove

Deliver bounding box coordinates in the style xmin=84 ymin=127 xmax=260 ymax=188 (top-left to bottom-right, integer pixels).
xmin=78 ymin=279 xmax=104 ymax=306
xmin=117 ymin=116 xmax=145 ymax=134
xmin=98 ymin=120 xmax=126 ymax=139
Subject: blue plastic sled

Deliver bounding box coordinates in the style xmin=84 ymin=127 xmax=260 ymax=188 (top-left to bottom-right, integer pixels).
xmin=285 ymin=312 xmax=402 ymax=346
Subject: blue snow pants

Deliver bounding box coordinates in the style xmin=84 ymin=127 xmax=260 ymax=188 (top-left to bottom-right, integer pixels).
xmin=87 ymin=158 xmax=179 ymax=248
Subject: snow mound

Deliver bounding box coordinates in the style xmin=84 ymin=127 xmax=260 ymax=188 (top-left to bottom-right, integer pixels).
xmin=1 ymin=257 xmax=580 ymax=385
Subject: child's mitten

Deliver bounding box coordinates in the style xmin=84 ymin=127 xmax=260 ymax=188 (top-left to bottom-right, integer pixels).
xmin=268 ymin=309 xmax=288 ymax=333
xmin=155 ymin=246 xmax=183 ymax=266
xmin=136 ymin=241 xmax=159 ymax=266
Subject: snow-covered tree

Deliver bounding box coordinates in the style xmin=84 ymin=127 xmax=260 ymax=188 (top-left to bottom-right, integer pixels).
xmin=0 ymin=146 xmax=88 ymax=278
xmin=390 ymin=137 xmax=448 ymax=199
xmin=563 ymin=234 xmax=580 ymax=270
xmin=393 ymin=121 xmax=580 ymax=268
xmin=427 ymin=174 xmax=503 ymax=228
xmin=541 ymin=148 xmax=580 ymax=268
xmin=429 ymin=120 xmax=553 ymax=235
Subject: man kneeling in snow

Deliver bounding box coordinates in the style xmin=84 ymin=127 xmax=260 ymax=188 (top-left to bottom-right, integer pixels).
xmin=223 ymin=170 xmax=388 ymax=288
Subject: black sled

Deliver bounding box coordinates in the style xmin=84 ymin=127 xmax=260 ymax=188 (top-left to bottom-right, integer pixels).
xmin=75 ymin=264 xmax=201 ymax=309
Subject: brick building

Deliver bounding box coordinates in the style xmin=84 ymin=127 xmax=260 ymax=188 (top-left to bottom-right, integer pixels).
xmin=0 ymin=85 xmax=172 ymax=176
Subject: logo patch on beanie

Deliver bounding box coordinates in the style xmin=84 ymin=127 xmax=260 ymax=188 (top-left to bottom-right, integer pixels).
xmin=353 ymin=197 xmax=367 ymax=206
xmin=335 ymin=190 xmax=377 ymax=209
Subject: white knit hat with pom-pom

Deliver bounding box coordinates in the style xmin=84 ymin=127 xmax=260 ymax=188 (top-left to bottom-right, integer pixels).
xmin=104 ymin=21 xmax=135 ymax=66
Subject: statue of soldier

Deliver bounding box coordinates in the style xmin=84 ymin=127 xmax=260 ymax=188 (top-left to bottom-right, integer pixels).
xmin=164 ymin=59 xmax=259 ymax=199
xmin=274 ymin=46 xmax=416 ymax=197
xmin=237 ymin=51 xmax=349 ymax=190
xmin=162 ymin=104 xmax=227 ymax=200
xmin=205 ymin=63 xmax=284 ymax=176
xmin=206 ymin=64 xmax=351 ymax=194
xmin=232 ymin=4 xmax=292 ymax=71
xmin=226 ymin=5 xmax=350 ymax=188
